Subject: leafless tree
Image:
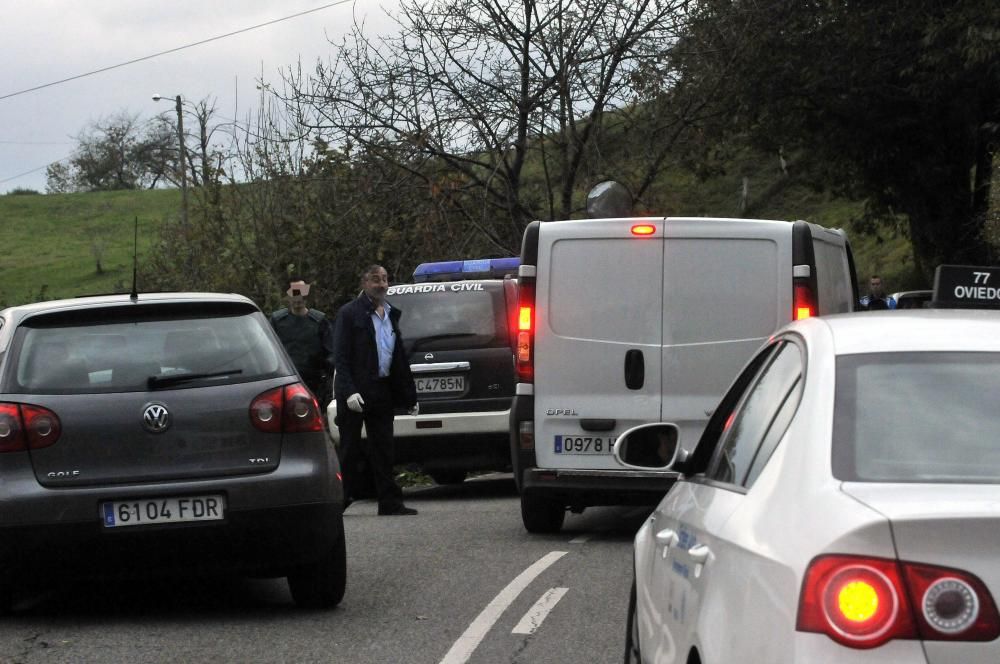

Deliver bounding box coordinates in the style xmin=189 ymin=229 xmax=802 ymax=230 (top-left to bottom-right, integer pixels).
xmin=283 ymin=0 xmax=698 ymax=253
xmin=149 ymin=96 xmax=229 ymax=189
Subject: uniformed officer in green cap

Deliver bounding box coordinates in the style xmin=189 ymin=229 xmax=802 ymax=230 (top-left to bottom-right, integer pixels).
xmin=270 ymin=276 xmax=334 ymax=409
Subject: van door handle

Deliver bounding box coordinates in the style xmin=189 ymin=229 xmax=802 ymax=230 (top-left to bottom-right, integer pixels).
xmin=624 ymin=349 xmax=644 ymax=390
xmin=581 ymin=419 xmax=616 ymax=432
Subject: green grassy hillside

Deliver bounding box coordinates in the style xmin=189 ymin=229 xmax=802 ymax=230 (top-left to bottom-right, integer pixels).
xmin=0 ymin=189 xmax=180 ymax=305
xmin=0 ymin=161 xmax=921 ymax=308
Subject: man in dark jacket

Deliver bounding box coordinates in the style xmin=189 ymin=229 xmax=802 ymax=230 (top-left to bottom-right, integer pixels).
xmin=859 ymin=274 xmax=897 ymax=311
xmin=333 ymin=265 xmax=419 ymax=515
xmin=270 ymin=277 xmax=334 ymax=408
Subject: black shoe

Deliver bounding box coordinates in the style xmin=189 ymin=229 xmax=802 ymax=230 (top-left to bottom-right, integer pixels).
xmin=378 ymin=504 xmax=418 ymax=516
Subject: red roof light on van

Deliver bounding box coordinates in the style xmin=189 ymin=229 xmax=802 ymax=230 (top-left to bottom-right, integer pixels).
xmin=631 ymin=224 xmax=656 ymax=236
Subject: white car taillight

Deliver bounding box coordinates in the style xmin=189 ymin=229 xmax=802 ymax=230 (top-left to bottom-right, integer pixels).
xmin=798 ymin=555 xmax=1000 ymax=648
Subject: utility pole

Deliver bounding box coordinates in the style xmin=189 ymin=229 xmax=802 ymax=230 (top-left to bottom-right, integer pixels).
xmin=174 ymin=95 xmax=189 ymax=228
xmin=154 ymin=94 xmax=190 ymax=227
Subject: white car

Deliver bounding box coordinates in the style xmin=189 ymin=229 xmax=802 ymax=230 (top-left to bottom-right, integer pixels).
xmin=618 ymin=266 xmax=1000 ymax=663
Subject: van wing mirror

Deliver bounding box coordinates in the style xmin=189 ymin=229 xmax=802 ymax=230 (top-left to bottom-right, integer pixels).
xmin=612 ymin=423 xmax=683 ymax=470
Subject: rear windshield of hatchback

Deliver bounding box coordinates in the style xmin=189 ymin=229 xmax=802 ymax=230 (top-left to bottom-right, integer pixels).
xmin=832 ymin=352 xmax=1000 ymax=483
xmin=387 ymin=282 xmax=507 ymax=352
xmin=10 ymin=309 xmax=284 ymax=393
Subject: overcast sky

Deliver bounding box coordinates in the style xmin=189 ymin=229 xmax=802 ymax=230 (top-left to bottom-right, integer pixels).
xmin=0 ymin=0 xmax=397 ymax=193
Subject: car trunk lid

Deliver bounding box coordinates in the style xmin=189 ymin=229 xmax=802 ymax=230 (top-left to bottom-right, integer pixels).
xmin=24 ymin=379 xmax=286 ymax=487
xmin=4 ymin=300 xmax=293 ymax=487
xmin=842 ymin=483 xmax=1000 ymax=660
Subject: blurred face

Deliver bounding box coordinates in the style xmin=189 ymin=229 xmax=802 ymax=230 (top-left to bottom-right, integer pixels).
xmin=363 ymin=267 xmax=389 ymax=304
xmin=869 ymin=277 xmax=884 ymax=297
xmin=286 ymin=280 xmax=310 ymax=310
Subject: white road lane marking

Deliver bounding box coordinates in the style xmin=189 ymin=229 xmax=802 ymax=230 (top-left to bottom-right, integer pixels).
xmin=568 ymin=535 xmax=591 ymax=544
xmin=512 ymin=587 xmax=569 ymax=635
xmin=438 ymin=551 xmax=568 ymax=664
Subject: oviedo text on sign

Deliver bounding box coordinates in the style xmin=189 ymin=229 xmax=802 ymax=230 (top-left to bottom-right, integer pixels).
xmin=932 ymin=265 xmax=1000 ymax=309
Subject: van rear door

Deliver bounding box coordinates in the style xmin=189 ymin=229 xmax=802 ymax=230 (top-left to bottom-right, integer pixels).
xmin=660 ymin=219 xmax=790 ymax=448
xmin=533 ymin=219 xmax=664 ymax=470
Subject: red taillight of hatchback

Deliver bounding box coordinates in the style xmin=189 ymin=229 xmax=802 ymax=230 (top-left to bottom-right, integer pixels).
xmin=798 ymin=555 xmax=1000 ymax=648
xmin=0 ymin=403 xmax=25 ymax=452
xmin=250 ymin=383 xmax=324 ymax=433
xmin=0 ymin=402 xmax=61 ymax=453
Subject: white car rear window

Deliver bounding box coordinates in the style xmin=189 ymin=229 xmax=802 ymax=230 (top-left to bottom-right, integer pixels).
xmin=833 ymin=352 xmax=1000 ymax=483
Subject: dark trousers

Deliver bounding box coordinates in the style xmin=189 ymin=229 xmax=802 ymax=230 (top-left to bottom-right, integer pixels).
xmin=337 ymin=380 xmax=404 ymax=509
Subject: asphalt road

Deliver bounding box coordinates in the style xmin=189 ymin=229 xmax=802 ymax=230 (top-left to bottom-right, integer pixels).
xmin=0 ymin=475 xmax=653 ymax=664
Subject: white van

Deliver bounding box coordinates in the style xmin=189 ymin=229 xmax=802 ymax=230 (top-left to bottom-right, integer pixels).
xmin=510 ymin=217 xmax=858 ymax=532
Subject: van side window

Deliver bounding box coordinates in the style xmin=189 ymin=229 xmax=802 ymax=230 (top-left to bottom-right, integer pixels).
xmin=705 ymin=342 xmax=803 ymax=486
xmin=813 ymin=237 xmax=853 ymax=314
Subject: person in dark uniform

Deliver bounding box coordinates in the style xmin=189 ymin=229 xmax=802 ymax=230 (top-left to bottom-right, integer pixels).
xmin=270 ymin=277 xmax=335 ymax=409
xmin=333 ymin=265 xmax=419 ymax=516
xmin=859 ymin=275 xmax=897 ymax=311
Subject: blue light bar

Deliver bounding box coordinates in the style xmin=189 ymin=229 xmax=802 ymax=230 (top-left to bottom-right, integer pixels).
xmin=413 ymin=257 xmax=520 ymax=283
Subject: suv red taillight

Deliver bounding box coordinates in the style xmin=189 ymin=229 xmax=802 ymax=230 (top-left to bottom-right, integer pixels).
xmin=515 ymin=281 xmax=535 ymax=383
xmin=0 ymin=402 xmax=61 ymax=453
xmin=798 ymin=555 xmax=1000 ymax=648
xmin=250 ymin=383 xmax=324 ymax=433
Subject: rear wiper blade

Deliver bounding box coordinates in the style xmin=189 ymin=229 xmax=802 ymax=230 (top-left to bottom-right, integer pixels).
xmin=410 ymin=333 xmax=477 ymax=352
xmin=148 ymin=369 xmax=243 ymax=389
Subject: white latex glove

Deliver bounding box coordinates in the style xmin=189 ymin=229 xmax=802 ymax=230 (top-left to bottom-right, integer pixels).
xmin=407 ymin=403 xmax=419 ymax=416
xmin=346 ymin=393 xmax=365 ymax=413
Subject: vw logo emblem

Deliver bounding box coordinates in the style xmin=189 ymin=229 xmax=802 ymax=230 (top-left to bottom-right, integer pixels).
xmin=142 ymin=403 xmax=172 ymax=433
xmin=424 ymin=353 xmax=434 ymax=361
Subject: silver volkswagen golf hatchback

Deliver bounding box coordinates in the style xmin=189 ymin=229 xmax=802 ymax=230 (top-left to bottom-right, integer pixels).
xmin=0 ymin=292 xmax=345 ymax=611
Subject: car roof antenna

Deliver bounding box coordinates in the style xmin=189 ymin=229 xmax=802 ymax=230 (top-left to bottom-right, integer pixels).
xmin=130 ymin=216 xmax=139 ymax=302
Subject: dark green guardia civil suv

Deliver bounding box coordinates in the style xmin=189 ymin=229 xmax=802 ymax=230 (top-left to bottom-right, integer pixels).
xmin=0 ymin=292 xmax=345 ymax=611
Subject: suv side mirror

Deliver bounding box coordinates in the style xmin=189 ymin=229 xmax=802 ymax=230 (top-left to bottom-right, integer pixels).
xmin=613 ymin=423 xmax=684 ymax=470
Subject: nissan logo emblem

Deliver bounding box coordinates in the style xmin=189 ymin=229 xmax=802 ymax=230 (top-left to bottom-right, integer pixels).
xmin=142 ymin=403 xmax=172 ymax=433
xmin=424 ymin=353 xmax=434 ymax=361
